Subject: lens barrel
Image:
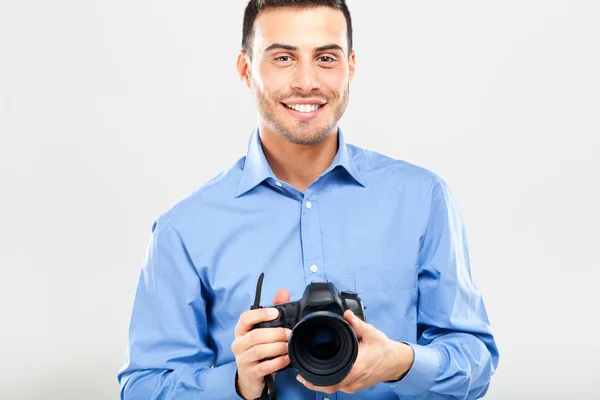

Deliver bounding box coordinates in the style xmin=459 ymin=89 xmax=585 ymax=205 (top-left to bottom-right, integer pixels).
xmin=288 ymin=311 xmax=359 ymax=386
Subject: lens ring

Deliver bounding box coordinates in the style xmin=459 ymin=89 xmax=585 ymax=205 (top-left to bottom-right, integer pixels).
xmin=288 ymin=311 xmax=359 ymax=382
xmin=299 ymin=321 xmax=350 ymax=372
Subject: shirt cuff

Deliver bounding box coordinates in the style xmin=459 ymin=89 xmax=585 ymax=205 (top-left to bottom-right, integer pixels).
xmin=387 ymin=342 xmax=442 ymax=396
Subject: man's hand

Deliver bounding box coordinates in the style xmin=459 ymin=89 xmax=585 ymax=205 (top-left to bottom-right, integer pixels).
xmin=295 ymin=310 xmax=415 ymax=395
xmin=232 ymin=289 xmax=292 ymax=400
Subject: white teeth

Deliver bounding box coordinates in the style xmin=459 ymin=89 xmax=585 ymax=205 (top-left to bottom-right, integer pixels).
xmin=286 ymin=104 xmax=322 ymax=113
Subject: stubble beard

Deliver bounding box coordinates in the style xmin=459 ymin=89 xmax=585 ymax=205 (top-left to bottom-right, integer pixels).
xmin=252 ymin=79 xmax=350 ymax=146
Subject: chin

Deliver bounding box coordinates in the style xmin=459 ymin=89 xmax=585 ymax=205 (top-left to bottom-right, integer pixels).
xmin=280 ymin=127 xmax=331 ymax=146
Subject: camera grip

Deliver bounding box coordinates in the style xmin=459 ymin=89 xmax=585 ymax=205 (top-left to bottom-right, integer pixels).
xmin=252 ymin=302 xmax=298 ymax=330
xmin=250 ymin=303 xmax=298 ymax=374
xmin=253 ymin=317 xmax=284 ymax=329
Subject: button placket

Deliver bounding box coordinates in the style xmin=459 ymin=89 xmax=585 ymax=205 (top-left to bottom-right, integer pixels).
xmin=300 ymin=193 xmax=325 ymax=283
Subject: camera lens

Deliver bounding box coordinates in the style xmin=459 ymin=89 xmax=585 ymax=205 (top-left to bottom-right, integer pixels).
xmin=288 ymin=311 xmax=359 ymax=387
xmin=309 ymin=326 xmax=340 ymax=360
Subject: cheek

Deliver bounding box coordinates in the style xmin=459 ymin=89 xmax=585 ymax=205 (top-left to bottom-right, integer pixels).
xmin=256 ymin=66 xmax=290 ymax=96
xmin=322 ymin=72 xmax=348 ymax=97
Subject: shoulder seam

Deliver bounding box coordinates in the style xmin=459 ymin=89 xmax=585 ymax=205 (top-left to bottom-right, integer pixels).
xmin=163 ymin=161 xmax=243 ymax=217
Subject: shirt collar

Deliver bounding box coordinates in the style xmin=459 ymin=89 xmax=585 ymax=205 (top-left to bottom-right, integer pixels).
xmin=235 ymin=127 xmax=366 ymax=198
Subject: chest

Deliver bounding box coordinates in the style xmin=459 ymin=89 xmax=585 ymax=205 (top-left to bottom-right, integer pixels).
xmin=195 ymin=184 xmax=425 ymax=342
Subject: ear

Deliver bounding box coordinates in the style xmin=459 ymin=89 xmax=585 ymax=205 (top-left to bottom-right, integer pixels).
xmin=236 ymin=50 xmax=252 ymax=89
xmin=348 ymin=50 xmax=356 ymax=83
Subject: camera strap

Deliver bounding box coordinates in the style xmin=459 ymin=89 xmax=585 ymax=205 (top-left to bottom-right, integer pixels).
xmin=251 ymin=273 xmax=277 ymax=400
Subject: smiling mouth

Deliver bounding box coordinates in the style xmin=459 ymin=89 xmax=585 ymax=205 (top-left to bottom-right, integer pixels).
xmin=282 ymin=103 xmax=326 ymax=113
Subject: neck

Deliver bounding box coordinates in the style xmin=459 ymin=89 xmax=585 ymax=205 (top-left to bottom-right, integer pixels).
xmin=258 ymin=124 xmax=339 ymax=193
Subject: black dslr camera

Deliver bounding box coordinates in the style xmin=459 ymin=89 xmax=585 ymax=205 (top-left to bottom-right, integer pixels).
xmin=250 ymin=273 xmax=367 ymax=388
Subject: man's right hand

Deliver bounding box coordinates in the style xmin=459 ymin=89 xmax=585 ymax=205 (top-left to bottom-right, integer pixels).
xmin=232 ymin=288 xmax=292 ymax=400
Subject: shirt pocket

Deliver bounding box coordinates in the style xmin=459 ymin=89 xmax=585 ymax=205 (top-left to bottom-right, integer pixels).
xmin=355 ymin=263 xmax=417 ymax=292
xmin=353 ymin=263 xmax=418 ymax=341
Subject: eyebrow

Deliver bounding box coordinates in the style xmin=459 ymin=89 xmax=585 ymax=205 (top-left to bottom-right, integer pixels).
xmin=263 ymin=43 xmax=345 ymax=54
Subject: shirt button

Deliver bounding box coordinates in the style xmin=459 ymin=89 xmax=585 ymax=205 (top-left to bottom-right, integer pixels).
xmin=310 ymin=264 xmax=318 ymax=273
xmin=305 ymin=201 xmax=312 ymax=209
xmin=275 ymin=181 xmax=283 ymax=187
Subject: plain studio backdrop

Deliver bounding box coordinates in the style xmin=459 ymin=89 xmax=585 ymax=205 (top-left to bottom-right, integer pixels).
xmin=1 ymin=0 xmax=599 ymax=398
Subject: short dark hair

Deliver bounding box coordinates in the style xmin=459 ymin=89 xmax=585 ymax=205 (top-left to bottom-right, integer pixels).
xmin=242 ymin=0 xmax=353 ymax=59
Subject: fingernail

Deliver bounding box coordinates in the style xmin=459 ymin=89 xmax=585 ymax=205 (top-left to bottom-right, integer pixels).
xmin=285 ymin=329 xmax=292 ymax=339
xmin=268 ymin=308 xmax=279 ymax=318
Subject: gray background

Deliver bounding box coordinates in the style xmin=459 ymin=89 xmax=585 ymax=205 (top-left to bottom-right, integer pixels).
xmin=1 ymin=0 xmax=599 ymax=398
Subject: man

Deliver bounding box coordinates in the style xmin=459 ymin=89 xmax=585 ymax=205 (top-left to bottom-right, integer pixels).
xmin=117 ymin=1 xmax=499 ymax=399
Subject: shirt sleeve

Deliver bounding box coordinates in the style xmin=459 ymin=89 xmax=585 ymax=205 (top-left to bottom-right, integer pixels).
xmin=117 ymin=214 xmax=245 ymax=400
xmin=388 ymin=176 xmax=500 ymax=399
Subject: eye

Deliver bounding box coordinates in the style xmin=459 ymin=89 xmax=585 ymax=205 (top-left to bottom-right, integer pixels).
xmin=318 ymin=56 xmax=336 ymax=63
xmin=275 ymin=56 xmax=292 ymax=63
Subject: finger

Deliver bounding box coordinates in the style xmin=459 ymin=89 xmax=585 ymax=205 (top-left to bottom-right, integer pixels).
xmin=240 ymin=341 xmax=289 ymax=366
xmin=272 ymin=288 xmax=290 ymax=305
xmin=252 ymin=354 xmax=290 ymax=379
xmin=296 ymin=375 xmax=339 ymax=394
xmin=238 ymin=327 xmax=292 ymax=352
xmin=235 ymin=308 xmax=280 ymax=337
xmin=339 ymin=385 xmax=360 ymax=394
xmin=330 ymin=370 xmax=355 ymax=388
xmin=344 ymin=310 xmax=366 ymax=339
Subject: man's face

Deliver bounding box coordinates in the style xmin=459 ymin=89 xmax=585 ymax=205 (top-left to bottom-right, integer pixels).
xmin=240 ymin=6 xmax=355 ymax=145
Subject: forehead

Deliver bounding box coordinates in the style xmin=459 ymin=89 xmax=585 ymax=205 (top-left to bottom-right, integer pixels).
xmin=253 ymin=6 xmax=348 ymax=53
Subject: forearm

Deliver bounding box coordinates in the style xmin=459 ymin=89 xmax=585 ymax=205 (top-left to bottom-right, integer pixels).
xmin=387 ymin=176 xmax=499 ymax=398
xmin=119 ymin=216 xmax=245 ymax=400
xmin=120 ymin=361 xmax=244 ymax=400
xmin=386 ymin=332 xmax=496 ymax=399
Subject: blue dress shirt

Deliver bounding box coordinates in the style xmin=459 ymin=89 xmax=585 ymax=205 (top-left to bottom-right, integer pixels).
xmin=118 ymin=127 xmax=499 ymax=399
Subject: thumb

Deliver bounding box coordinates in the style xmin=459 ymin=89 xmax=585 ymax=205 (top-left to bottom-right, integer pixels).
xmin=344 ymin=310 xmax=367 ymax=338
xmin=272 ymin=288 xmax=290 ymax=305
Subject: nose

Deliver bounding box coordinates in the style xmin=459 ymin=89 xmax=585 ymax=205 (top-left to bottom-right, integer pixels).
xmin=290 ymin=59 xmax=322 ymax=93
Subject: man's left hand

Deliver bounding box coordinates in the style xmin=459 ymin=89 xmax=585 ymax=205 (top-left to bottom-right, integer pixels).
xmin=296 ymin=310 xmax=415 ymax=395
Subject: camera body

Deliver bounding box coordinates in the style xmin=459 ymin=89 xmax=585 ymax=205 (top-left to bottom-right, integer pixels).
xmin=252 ymin=282 xmax=366 ymax=386
xmin=254 ymin=282 xmax=366 ymax=330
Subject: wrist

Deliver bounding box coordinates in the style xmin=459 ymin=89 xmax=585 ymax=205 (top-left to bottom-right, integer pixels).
xmin=384 ymin=340 xmax=415 ymax=382
xmin=235 ymin=370 xmax=256 ymax=400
